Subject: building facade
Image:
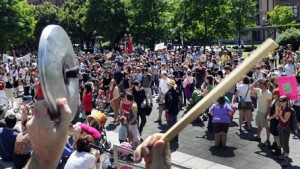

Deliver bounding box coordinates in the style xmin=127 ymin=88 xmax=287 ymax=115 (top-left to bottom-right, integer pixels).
xmin=27 ymin=0 xmax=67 ymax=6
xmin=275 ymin=0 xmax=300 ymax=22
xmin=242 ymin=0 xmax=275 ymax=44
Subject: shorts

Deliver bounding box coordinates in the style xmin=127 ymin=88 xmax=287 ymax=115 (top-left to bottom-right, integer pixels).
xmin=5 ymin=88 xmax=14 ymax=100
xmin=213 ymin=123 xmax=230 ymax=133
xmin=159 ymin=104 xmax=165 ymax=112
xmin=128 ymin=124 xmax=140 ymax=142
xmin=256 ymin=111 xmax=269 ymax=128
xmin=238 ymin=102 xmax=252 ymax=110
xmin=292 ymin=105 xmax=300 ymax=122
xmin=270 ymin=119 xmax=279 ymax=136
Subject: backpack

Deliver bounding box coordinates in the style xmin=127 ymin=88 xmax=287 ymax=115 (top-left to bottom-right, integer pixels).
xmin=289 ymin=107 xmax=298 ymax=133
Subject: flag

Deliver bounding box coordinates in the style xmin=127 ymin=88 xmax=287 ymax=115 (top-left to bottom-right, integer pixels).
xmin=128 ymin=34 xmax=133 ymax=53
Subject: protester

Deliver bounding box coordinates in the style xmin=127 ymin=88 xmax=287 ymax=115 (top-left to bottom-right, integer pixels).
xmin=119 ymin=116 xmax=128 ymax=143
xmin=250 ymin=79 xmax=272 ymax=145
xmin=164 ymin=80 xmax=180 ymax=143
xmin=132 ymin=80 xmax=147 ymax=134
xmin=233 ymin=76 xmax=252 ymax=131
xmin=266 ymin=88 xmax=281 ymax=155
xmin=276 ymin=96 xmax=292 ymax=167
xmin=64 ymin=134 xmax=100 ymax=169
xmin=13 ymin=120 xmax=31 ymax=169
xmin=0 ymin=114 xmax=19 ymax=161
xmin=209 ymin=96 xmax=233 ymax=149
xmin=109 ymin=79 xmax=120 ymax=124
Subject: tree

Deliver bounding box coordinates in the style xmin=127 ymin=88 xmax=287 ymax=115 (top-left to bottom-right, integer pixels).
xmin=229 ymin=0 xmax=257 ymax=46
xmin=60 ymin=0 xmax=87 ymax=48
xmin=122 ymin=0 xmax=174 ymax=49
xmin=268 ymin=5 xmax=294 ymax=27
xmin=83 ymin=0 xmax=128 ymax=49
xmin=277 ymin=27 xmax=300 ymax=51
xmin=0 ymin=0 xmax=36 ymax=52
xmin=34 ymin=2 xmax=61 ymax=45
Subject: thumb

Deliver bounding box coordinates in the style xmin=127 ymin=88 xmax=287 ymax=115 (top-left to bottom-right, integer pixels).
xmin=152 ymin=140 xmax=166 ymax=169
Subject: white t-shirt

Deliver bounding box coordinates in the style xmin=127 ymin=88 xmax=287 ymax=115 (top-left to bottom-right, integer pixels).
xmin=256 ymin=89 xmax=272 ymax=113
xmin=64 ymin=151 xmax=95 ymax=169
xmin=285 ymin=64 xmax=294 ymax=76
xmin=159 ymin=78 xmax=170 ymax=95
xmin=237 ymin=84 xmax=251 ymax=102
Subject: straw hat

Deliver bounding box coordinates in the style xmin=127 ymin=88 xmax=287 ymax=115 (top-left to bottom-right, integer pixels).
xmin=168 ymin=80 xmax=176 ymax=87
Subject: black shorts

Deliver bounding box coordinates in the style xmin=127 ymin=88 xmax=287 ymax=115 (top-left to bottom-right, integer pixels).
xmin=13 ymin=81 xmax=19 ymax=88
xmin=270 ymin=119 xmax=279 ymax=136
xmin=213 ymin=123 xmax=230 ymax=133
xmin=238 ymin=102 xmax=252 ymax=110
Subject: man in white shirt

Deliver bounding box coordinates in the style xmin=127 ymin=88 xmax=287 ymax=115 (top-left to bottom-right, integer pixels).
xmin=284 ymin=58 xmax=295 ymax=76
xmin=250 ymin=79 xmax=272 ymax=145
xmin=154 ymin=71 xmax=170 ymax=124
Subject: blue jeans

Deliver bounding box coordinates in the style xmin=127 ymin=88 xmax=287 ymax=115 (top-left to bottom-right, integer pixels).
xmin=167 ymin=114 xmax=178 ymax=142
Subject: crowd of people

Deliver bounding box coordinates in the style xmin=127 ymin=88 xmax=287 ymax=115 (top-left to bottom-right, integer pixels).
xmin=0 ymin=44 xmax=300 ymax=168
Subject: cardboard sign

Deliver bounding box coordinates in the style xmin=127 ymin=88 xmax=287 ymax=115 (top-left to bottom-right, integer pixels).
xmin=277 ymin=76 xmax=298 ymax=100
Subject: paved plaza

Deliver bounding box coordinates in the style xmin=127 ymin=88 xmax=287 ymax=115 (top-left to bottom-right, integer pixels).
xmin=1 ymin=95 xmax=300 ymax=169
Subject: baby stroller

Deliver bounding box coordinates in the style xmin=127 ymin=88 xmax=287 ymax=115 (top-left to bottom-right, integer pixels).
xmin=102 ymin=142 xmax=133 ymax=169
xmin=87 ymin=110 xmax=111 ymax=150
xmin=96 ymin=89 xmax=110 ymax=115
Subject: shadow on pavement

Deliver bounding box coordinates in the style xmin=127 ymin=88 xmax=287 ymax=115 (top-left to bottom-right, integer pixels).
xmin=256 ymin=143 xmax=300 ymax=168
xmin=209 ymin=146 xmax=237 ymax=158
xmin=196 ymin=131 xmax=214 ymax=141
xmin=170 ymin=141 xmax=179 ymax=152
xmin=106 ymin=123 xmax=117 ymax=131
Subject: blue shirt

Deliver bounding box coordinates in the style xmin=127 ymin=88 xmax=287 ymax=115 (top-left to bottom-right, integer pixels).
xmin=119 ymin=125 xmax=128 ymax=141
xmin=0 ymin=128 xmax=19 ymax=161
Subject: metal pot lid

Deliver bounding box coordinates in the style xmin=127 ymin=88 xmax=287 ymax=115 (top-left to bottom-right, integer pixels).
xmin=38 ymin=25 xmax=79 ymax=120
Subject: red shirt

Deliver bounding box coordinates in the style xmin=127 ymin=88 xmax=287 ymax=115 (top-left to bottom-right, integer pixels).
xmin=0 ymin=81 xmax=5 ymax=90
xmin=36 ymin=81 xmax=44 ymax=99
xmin=83 ymin=92 xmax=93 ymax=112
xmin=279 ymin=107 xmax=292 ymax=128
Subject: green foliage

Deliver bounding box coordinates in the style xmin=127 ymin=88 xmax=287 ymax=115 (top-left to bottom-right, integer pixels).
xmin=34 ymin=2 xmax=61 ymax=44
xmin=0 ymin=0 xmax=36 ymax=51
xmin=83 ymin=0 xmax=128 ymax=46
xmin=268 ymin=5 xmax=294 ymax=26
xmin=123 ymin=0 xmax=174 ymax=49
xmin=59 ymin=0 xmax=86 ymax=44
xmin=277 ymin=27 xmax=300 ymax=51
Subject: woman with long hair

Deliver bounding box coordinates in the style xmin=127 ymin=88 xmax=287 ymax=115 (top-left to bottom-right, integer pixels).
xmin=109 ymin=79 xmax=120 ymax=124
xmin=275 ymin=96 xmax=292 ymax=167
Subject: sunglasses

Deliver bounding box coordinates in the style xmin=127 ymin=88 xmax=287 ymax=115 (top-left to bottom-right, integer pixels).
xmin=279 ymin=100 xmax=287 ymax=102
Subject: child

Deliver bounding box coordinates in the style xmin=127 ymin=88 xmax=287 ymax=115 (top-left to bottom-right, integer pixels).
xmin=83 ymin=82 xmax=93 ymax=116
xmin=119 ymin=116 xmax=128 ymax=143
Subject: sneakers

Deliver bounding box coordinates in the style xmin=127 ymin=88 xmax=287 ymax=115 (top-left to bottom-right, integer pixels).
xmin=263 ymin=140 xmax=271 ymax=147
xmin=271 ymin=148 xmax=282 ymax=156
xmin=268 ymin=142 xmax=277 ymax=149
xmin=253 ymin=136 xmax=261 ymax=142
xmin=281 ymin=157 xmax=290 ymax=167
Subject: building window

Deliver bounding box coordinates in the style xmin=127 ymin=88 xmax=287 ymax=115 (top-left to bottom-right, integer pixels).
xmin=289 ymin=5 xmax=298 ymax=18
